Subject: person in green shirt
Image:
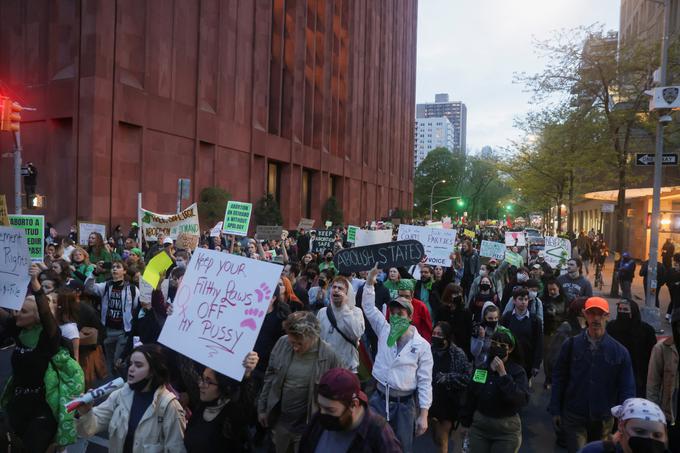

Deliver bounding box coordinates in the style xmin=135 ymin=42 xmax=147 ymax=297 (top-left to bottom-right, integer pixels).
xmin=87 ymin=232 xmax=112 ymax=282
xmin=319 ymin=250 xmax=337 ymax=274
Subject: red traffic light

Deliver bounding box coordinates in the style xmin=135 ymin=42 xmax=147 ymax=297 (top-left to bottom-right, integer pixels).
xmin=0 ymin=98 xmax=22 ymax=132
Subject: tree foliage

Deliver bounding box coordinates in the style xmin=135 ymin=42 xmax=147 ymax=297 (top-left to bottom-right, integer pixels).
xmin=322 ymin=196 xmax=343 ymax=227
xmin=253 ymin=193 xmax=284 ymax=226
xmin=197 ymin=186 xmax=231 ymax=228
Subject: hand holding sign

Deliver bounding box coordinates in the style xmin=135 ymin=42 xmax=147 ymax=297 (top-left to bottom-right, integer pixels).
xmin=333 ymin=240 xmax=425 ymax=274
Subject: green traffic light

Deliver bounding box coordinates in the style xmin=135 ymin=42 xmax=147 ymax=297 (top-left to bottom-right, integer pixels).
xmin=506 ymin=204 xmax=513 ymax=211
xmin=457 ymin=199 xmax=465 ymax=207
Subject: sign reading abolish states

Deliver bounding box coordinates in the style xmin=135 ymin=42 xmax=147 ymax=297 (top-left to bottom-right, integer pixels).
xmin=333 ymin=240 xmax=425 ymax=273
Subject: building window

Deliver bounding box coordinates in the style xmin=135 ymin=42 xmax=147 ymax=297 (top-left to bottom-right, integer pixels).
xmin=268 ymin=162 xmax=281 ymax=203
xmin=302 ymin=170 xmax=312 ymax=218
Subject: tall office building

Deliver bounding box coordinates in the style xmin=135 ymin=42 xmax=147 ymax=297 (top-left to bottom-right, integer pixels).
xmin=416 ymin=93 xmax=467 ymax=155
xmin=413 ymin=117 xmax=455 ymax=168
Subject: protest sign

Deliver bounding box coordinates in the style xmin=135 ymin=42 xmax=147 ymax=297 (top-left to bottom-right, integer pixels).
xmin=391 ymin=218 xmax=401 ymax=226
xmin=158 ymin=249 xmax=282 ymax=381
xmin=355 ymin=228 xmax=393 ymax=247
xmin=312 ymin=230 xmax=335 ymax=253
xmin=0 ymin=226 xmax=31 ymax=310
xmin=397 ymin=224 xmax=457 ymax=266
xmin=256 ymin=225 xmax=283 ymax=241
xmin=77 ymin=221 xmax=107 ymax=246
xmin=544 ymin=236 xmax=571 ymax=269
xmin=346 ymin=225 xmax=359 ymax=243
xmin=9 ymin=215 xmax=44 ymax=262
xmin=333 ymin=240 xmax=425 ymax=273
xmin=505 ymin=250 xmax=524 ymax=267
xmin=505 ymin=231 xmax=526 ymax=247
xmin=297 ymin=218 xmax=315 ymax=230
xmin=324 ymin=221 xmax=333 ymax=228
xmin=142 ymin=251 xmax=174 ymax=289
xmin=464 ymin=229 xmax=476 ymax=239
xmin=480 ymin=240 xmax=506 ymax=260
xmin=141 ymin=203 xmax=200 ymax=249
xmin=210 ymin=221 xmax=223 ymax=237
xmin=0 ymin=195 xmax=9 ymax=226
xmin=222 ymin=201 xmax=252 ymax=236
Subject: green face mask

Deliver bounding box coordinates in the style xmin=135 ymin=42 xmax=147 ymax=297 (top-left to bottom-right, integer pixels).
xmin=387 ymin=315 xmax=411 ymax=347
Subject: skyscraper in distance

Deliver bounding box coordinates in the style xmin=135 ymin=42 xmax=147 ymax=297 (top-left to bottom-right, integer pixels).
xmin=416 ymin=93 xmax=467 ymax=156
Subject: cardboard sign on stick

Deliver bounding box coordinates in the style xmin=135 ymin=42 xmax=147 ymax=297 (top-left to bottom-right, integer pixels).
xmin=158 ymin=249 xmax=282 ymax=381
xmin=0 ymin=226 xmax=31 ymax=310
xmin=78 ymin=222 xmax=107 ymax=246
xmin=397 ymin=224 xmax=456 ymax=266
xmin=480 ymin=240 xmax=506 ymax=260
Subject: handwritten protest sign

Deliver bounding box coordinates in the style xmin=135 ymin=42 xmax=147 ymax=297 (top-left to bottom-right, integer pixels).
xmin=355 ymin=228 xmax=393 ymax=247
xmin=397 ymin=224 xmax=457 ymax=266
xmin=346 ymin=226 xmax=359 ymax=243
xmin=297 ymin=218 xmax=315 ymax=230
xmin=312 ymin=230 xmax=335 ymax=253
xmin=223 ymin=201 xmax=252 ymax=236
xmin=544 ymin=236 xmax=571 ymax=269
xmin=324 ymin=221 xmax=333 ymax=228
xmin=142 ymin=251 xmax=174 ymax=289
xmin=210 ymin=222 xmax=223 ymax=237
xmin=0 ymin=195 xmax=9 ymax=226
xmin=256 ymin=225 xmax=283 ymax=241
xmin=505 ymin=231 xmax=526 ymax=247
xmin=9 ymin=215 xmax=44 ymax=262
xmin=0 ymin=226 xmax=31 ymax=310
xmin=158 ymin=249 xmax=282 ymax=381
xmin=141 ymin=203 xmax=200 ymax=249
xmin=334 ymin=240 xmax=425 ymax=273
xmin=464 ymin=229 xmax=476 ymax=239
xmin=77 ymin=222 xmax=107 ymax=246
xmin=480 ymin=240 xmax=506 ymax=260
xmin=505 ymin=250 xmax=524 ymax=267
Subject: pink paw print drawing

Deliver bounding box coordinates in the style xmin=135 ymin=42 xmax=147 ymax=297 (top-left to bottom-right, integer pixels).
xmin=240 ymin=308 xmax=265 ymax=331
xmin=254 ymin=283 xmax=271 ymax=303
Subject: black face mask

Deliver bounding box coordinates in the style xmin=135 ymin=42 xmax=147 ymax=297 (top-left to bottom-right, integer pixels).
xmin=628 ymin=436 xmax=667 ymax=453
xmin=431 ymin=336 xmax=446 ymax=349
xmin=318 ymin=407 xmax=352 ymax=431
xmin=480 ymin=283 xmax=491 ymax=291
xmin=617 ymin=312 xmax=631 ymax=321
xmin=326 ymin=256 xmax=333 ymax=262
xmin=488 ymin=345 xmax=507 ymax=362
xmin=452 ymin=295 xmax=463 ymax=306
xmin=482 ymin=320 xmax=498 ymax=330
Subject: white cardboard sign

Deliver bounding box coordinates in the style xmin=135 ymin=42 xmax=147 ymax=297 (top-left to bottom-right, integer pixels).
xmin=543 ymin=236 xmax=571 ymax=269
xmin=78 ymin=222 xmax=107 ymax=246
xmin=0 ymin=227 xmax=31 ymax=310
xmin=158 ymin=249 xmax=282 ymax=381
xmin=397 ymin=224 xmax=456 ymax=266
xmin=480 ymin=240 xmax=506 ymax=260
xmin=355 ymin=228 xmax=393 ymax=247
xmin=505 ymin=231 xmax=526 ymax=247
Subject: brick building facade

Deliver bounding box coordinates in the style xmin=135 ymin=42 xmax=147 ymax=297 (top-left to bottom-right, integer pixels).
xmin=0 ymin=0 xmax=417 ymax=232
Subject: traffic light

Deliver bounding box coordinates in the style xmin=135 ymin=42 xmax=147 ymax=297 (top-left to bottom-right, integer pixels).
xmin=456 ymin=198 xmax=465 ymax=208
xmin=0 ymin=97 xmax=22 ymax=132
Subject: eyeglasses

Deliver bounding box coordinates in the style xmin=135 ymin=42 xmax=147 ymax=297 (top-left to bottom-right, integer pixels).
xmin=198 ymin=376 xmax=219 ymax=387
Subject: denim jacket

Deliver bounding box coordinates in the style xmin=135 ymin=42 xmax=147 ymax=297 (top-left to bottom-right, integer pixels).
xmin=549 ymin=331 xmax=635 ymax=419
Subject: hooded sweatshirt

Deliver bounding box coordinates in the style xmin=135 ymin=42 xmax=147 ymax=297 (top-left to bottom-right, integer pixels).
xmin=317 ymin=285 xmax=365 ymax=372
xmin=470 ymin=301 xmax=499 ymax=367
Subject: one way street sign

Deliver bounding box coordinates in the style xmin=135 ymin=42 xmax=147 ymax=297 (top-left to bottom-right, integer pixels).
xmin=635 ymin=153 xmax=678 ymax=166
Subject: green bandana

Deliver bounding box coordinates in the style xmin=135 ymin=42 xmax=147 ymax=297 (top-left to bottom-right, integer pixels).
xmin=18 ymin=325 xmax=42 ymax=349
xmin=387 ymin=315 xmax=411 ymax=347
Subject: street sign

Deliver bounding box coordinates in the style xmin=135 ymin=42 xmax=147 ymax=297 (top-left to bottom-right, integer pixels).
xmin=178 ymin=178 xmax=191 ymax=200
xmin=635 ymin=153 xmax=678 ymax=166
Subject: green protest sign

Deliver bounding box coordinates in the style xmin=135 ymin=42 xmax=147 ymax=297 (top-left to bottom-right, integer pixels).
xmin=222 ymin=201 xmax=252 ymax=236
xmin=505 ymin=250 xmax=524 ymax=268
xmin=9 ymin=214 xmax=44 ymax=262
xmin=347 ymin=225 xmax=359 ymax=243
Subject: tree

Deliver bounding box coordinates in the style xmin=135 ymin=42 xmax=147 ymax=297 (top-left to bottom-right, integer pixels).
xmin=322 ymin=196 xmax=343 ymax=227
xmin=413 ymin=147 xmax=465 ymax=218
xmin=253 ymin=193 xmax=284 ymax=226
xmin=197 ymin=187 xmax=230 ymax=229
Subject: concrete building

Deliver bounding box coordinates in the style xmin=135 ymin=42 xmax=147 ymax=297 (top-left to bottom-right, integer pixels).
xmin=416 ymin=93 xmax=467 ymax=155
xmin=619 ymin=0 xmax=680 ymax=45
xmin=413 ymin=116 xmax=455 ymax=167
xmin=0 ymin=0 xmax=417 ymax=232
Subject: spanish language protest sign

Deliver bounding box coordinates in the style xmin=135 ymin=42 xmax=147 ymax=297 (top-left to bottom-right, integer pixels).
xmin=158 ymin=249 xmax=282 ymax=381
xmin=9 ymin=214 xmax=44 ymax=262
xmin=0 ymin=226 xmax=31 ymax=310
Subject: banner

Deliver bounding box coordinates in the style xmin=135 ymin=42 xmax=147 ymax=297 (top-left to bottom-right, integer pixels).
xmin=222 ymin=201 xmax=252 ymax=236
xmin=397 ymin=224 xmax=457 ymax=266
xmin=346 ymin=225 xmax=359 ymax=243
xmin=141 ymin=203 xmax=200 ymax=250
xmin=480 ymin=240 xmax=506 ymax=260
xmin=0 ymin=226 xmax=31 ymax=310
xmin=544 ymin=236 xmax=571 ymax=269
xmin=256 ymin=225 xmax=283 ymax=241
xmin=355 ymin=229 xmax=393 ymax=247
xmin=158 ymin=249 xmax=282 ymax=381
xmin=505 ymin=231 xmax=526 ymax=247
xmin=77 ymin=221 xmax=107 ymax=246
xmin=0 ymin=195 xmax=9 ymax=226
xmin=297 ymin=218 xmax=315 ymax=230
xmin=312 ymin=230 xmax=335 ymax=253
xmin=9 ymin=214 xmax=44 ymax=262
xmin=333 ymin=240 xmax=425 ymax=273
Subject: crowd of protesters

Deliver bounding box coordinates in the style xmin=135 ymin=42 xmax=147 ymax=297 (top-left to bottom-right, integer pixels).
xmin=0 ymin=220 xmax=677 ymax=452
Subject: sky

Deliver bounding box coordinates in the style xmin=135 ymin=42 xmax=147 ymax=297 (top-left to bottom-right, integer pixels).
xmin=416 ymin=0 xmax=621 ymax=154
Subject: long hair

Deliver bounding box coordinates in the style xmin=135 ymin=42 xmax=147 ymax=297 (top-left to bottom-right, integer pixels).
xmin=55 ymin=289 xmax=80 ymax=324
xmin=88 ymin=232 xmax=106 ymax=256
xmin=71 ymin=246 xmax=91 ymax=265
xmin=280 ymin=276 xmax=301 ymax=304
xmin=51 ymin=259 xmax=72 ymax=283
xmin=441 ymin=283 xmax=464 ymax=306
xmin=131 ymin=344 xmax=170 ymax=390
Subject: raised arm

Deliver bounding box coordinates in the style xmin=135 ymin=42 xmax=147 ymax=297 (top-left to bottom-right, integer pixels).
xmin=361 ymin=265 xmax=389 ymax=334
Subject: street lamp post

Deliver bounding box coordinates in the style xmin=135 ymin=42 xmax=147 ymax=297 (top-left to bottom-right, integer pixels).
xmin=429 ymin=179 xmax=446 ymax=220
xmin=644 ymin=0 xmax=671 ymax=331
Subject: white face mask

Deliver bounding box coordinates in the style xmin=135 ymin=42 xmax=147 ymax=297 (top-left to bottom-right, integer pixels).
xmin=528 ymin=290 xmax=538 ymax=299
xmin=517 ymin=273 xmax=529 ymax=283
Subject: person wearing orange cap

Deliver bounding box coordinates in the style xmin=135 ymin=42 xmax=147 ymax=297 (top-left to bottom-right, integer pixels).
xmin=549 ymin=296 xmax=635 ymax=453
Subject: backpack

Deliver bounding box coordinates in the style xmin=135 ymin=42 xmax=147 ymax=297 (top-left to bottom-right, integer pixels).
xmin=44 ymin=348 xmax=85 ymax=447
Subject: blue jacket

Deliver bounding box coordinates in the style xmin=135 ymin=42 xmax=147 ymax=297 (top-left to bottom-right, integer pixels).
xmin=549 ymin=331 xmax=635 ymax=419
